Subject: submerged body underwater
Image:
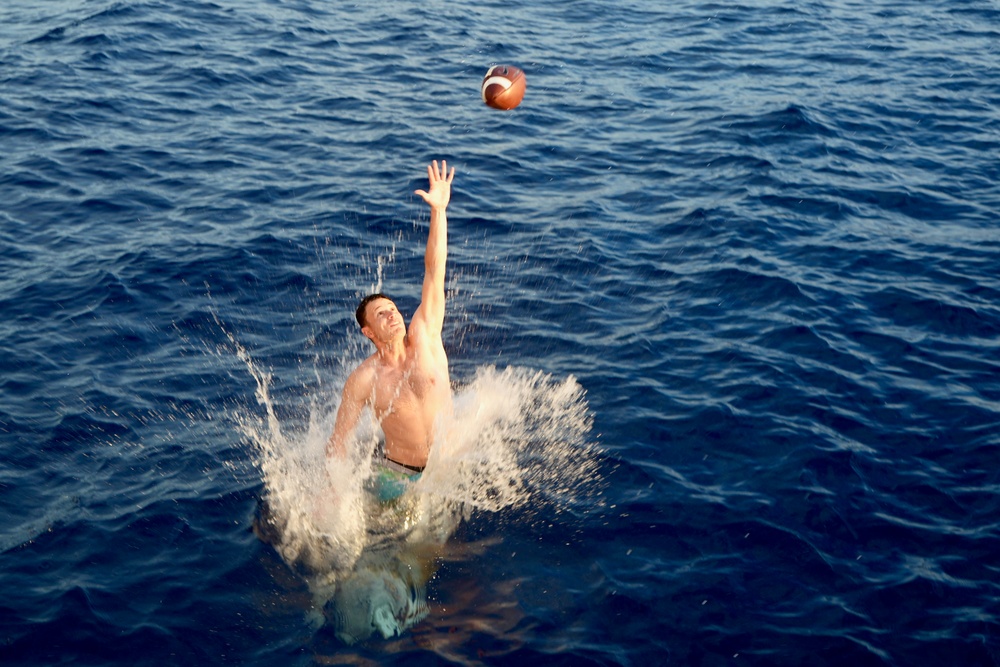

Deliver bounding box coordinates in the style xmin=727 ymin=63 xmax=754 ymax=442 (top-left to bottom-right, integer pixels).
xmin=249 ymin=362 xmax=601 ymax=644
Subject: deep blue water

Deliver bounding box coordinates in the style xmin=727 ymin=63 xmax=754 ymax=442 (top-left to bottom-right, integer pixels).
xmin=3 ymin=0 xmax=1000 ymax=664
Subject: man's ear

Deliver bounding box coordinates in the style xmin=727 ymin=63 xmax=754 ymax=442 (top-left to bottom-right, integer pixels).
xmin=361 ymin=326 xmax=375 ymax=343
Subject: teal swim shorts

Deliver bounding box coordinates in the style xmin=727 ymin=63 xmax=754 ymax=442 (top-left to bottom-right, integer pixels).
xmin=370 ymin=458 xmax=423 ymax=503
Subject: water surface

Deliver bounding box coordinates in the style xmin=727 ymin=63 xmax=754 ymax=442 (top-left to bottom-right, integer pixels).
xmin=2 ymin=1 xmax=999 ymax=665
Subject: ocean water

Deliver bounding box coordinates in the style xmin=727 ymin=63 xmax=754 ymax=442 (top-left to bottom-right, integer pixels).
xmin=2 ymin=0 xmax=999 ymax=664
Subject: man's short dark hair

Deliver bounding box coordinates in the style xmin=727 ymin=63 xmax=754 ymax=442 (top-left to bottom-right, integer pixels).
xmin=356 ymin=293 xmax=391 ymax=328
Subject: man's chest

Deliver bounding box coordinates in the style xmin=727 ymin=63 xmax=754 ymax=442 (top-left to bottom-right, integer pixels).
xmin=372 ymin=362 xmax=444 ymax=413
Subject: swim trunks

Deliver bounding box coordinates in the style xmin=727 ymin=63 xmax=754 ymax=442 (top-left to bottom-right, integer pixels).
xmin=370 ymin=457 xmax=424 ymax=503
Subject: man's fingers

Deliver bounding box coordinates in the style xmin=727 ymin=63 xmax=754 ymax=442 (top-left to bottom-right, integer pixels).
xmin=423 ymin=160 xmax=453 ymax=188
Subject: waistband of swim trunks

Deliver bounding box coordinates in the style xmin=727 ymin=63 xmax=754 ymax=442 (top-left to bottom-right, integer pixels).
xmin=380 ymin=457 xmax=425 ymax=475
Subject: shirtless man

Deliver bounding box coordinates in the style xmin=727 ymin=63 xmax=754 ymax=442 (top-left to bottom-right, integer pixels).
xmin=326 ymin=160 xmax=455 ymax=488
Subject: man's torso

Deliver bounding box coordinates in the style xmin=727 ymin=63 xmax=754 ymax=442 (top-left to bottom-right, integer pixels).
xmin=368 ymin=335 xmax=450 ymax=468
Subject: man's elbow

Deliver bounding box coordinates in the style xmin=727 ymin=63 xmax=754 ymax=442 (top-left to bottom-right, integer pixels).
xmin=425 ymin=254 xmax=446 ymax=275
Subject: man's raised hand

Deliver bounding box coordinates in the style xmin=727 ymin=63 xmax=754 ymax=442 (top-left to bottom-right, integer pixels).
xmin=414 ymin=160 xmax=455 ymax=211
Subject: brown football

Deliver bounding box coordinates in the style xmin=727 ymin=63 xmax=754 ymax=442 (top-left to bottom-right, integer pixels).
xmin=481 ymin=65 xmax=526 ymax=110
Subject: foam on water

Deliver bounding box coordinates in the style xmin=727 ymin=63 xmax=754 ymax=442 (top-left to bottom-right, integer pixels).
xmin=234 ymin=330 xmax=600 ymax=640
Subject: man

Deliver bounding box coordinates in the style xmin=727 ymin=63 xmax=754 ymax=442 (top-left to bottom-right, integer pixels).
xmin=326 ymin=160 xmax=455 ymax=498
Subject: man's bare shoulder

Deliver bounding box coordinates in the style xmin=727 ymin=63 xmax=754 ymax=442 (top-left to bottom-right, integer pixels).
xmin=406 ymin=315 xmax=444 ymax=348
xmin=405 ymin=322 xmax=449 ymax=374
xmin=343 ymin=355 xmax=378 ymax=402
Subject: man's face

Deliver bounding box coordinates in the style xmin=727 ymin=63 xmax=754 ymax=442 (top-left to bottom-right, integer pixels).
xmin=363 ymin=298 xmax=404 ymax=343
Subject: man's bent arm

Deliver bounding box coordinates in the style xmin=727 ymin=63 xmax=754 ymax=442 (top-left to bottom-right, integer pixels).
xmin=412 ymin=160 xmax=454 ymax=337
xmin=326 ymin=368 xmax=371 ymax=458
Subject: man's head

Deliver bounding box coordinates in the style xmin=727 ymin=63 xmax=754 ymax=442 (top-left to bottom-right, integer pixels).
xmin=356 ymin=293 xmax=405 ymax=346
xmin=356 ymin=293 xmax=390 ymax=329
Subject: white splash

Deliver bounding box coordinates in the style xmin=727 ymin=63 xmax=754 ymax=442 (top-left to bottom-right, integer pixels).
xmin=241 ymin=351 xmax=600 ymax=641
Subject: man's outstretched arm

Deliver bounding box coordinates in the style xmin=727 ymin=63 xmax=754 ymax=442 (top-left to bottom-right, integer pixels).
xmin=411 ymin=160 xmax=455 ymax=338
